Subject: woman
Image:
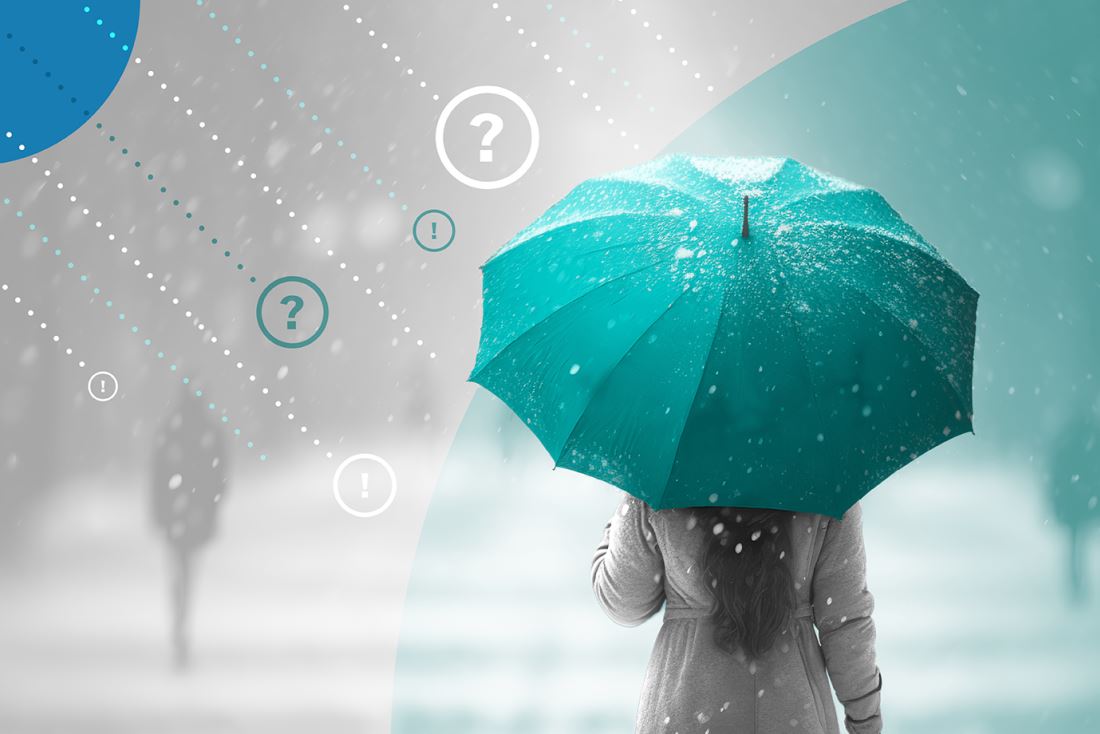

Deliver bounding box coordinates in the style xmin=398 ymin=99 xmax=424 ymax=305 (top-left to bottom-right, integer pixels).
xmin=592 ymin=496 xmax=882 ymax=734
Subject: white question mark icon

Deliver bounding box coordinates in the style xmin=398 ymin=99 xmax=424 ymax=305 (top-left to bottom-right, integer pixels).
xmin=469 ymin=112 xmax=504 ymax=163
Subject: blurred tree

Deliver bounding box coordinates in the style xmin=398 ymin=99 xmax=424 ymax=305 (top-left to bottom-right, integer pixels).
xmin=1047 ymin=405 xmax=1100 ymax=603
xmin=149 ymin=384 xmax=231 ymax=670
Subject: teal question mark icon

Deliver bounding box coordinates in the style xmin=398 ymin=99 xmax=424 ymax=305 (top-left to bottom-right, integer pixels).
xmin=280 ymin=294 xmax=305 ymax=330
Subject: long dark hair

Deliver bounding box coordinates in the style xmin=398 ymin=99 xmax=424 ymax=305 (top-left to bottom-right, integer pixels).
xmin=696 ymin=506 xmax=796 ymax=659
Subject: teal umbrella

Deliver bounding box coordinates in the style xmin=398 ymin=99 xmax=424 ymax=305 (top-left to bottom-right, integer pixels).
xmin=470 ymin=155 xmax=977 ymax=517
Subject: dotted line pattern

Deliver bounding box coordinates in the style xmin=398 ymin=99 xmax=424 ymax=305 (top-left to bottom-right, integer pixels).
xmin=16 ymin=160 xmax=327 ymax=456
xmin=528 ymin=2 xmax=657 ymax=117
xmin=1 ymin=201 xmax=267 ymax=461
xmin=91 ymin=121 xmax=254 ymax=282
xmin=489 ymin=2 xmax=637 ymax=150
xmin=1 ymin=31 xmax=94 ymax=119
xmin=133 ymin=56 xmax=438 ymax=360
xmin=2 ymin=129 xmax=27 ymax=154
xmin=616 ymin=0 xmax=714 ymax=93
xmin=338 ymin=2 xmax=441 ymax=102
xmin=80 ymin=4 xmax=134 ymax=52
xmin=0 ymin=280 xmax=86 ymax=368
xmin=195 ymin=0 xmax=404 ymax=206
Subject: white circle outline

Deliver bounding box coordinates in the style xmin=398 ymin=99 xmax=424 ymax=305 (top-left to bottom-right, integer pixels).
xmin=87 ymin=370 xmax=119 ymax=402
xmin=435 ymin=85 xmax=540 ymax=190
xmin=332 ymin=453 xmax=398 ymax=518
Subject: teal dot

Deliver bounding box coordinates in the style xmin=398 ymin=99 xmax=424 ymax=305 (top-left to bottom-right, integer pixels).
xmin=221 ymin=416 xmax=229 ymax=423
xmin=260 ymin=63 xmax=267 ymax=70
xmin=221 ymin=24 xmax=228 ymax=31
xmin=324 ymin=127 xmax=332 ymax=134
xmin=121 ymin=148 xmax=127 ymax=154
xmin=28 ymin=223 xmax=36 ymax=231
xmin=130 ymin=326 xmax=138 ymax=333
xmin=198 ymin=225 xmax=205 ymax=231
xmin=208 ymin=11 xmax=215 ymax=18
xmin=160 ymin=186 xmax=166 ymax=193
xmin=337 ymin=140 xmax=344 ymax=147
xmin=298 ymin=102 xmax=305 ymax=109
xmin=234 ymin=37 xmax=241 ymax=45
xmin=84 ymin=6 xmax=90 ymax=12
xmin=172 ymin=199 xmax=179 ymax=206
xmin=362 ymin=165 xmax=369 ymax=172
xmin=144 ymin=338 xmax=151 ymax=346
xmin=208 ymin=402 xmax=215 ymax=410
xmin=96 ymin=19 xmax=103 ymax=26
xmin=53 ymin=248 xmax=60 ymax=255
xmin=388 ymin=191 xmax=395 ymax=199
xmin=157 ymin=351 xmax=164 ymax=358
xmin=249 ymin=276 xmax=256 ymax=283
xmin=147 ymin=174 xmax=153 ymax=180
xmin=67 ymin=262 xmax=74 ymax=269
xmin=105 ymin=300 xmax=112 ymax=307
xmin=109 ymin=135 xmax=115 ymax=141
xmin=15 ymin=210 xmax=22 ymax=217
xmin=247 ymin=441 xmax=254 ymax=448
xmin=247 ymin=50 xmax=254 ymax=57
xmin=134 ymin=161 xmax=140 ymax=167
xmin=122 ymin=44 xmax=129 ymax=51
xmin=233 ymin=428 xmax=241 ymax=435
xmin=185 ymin=212 xmax=192 ymax=218
xmin=109 ymin=31 xmax=116 ymax=39
xmin=285 ymin=89 xmax=293 ymax=96
xmin=350 ymin=153 xmax=357 ymax=160
xmin=118 ymin=313 xmax=125 ymax=320
xmin=195 ymin=389 xmax=203 ymax=397
xmin=375 ymin=178 xmax=382 ymax=185
xmin=236 ymin=264 xmax=244 ymax=270
xmin=311 ymin=114 xmax=318 ymax=121
xmin=80 ymin=275 xmax=87 ymax=281
xmin=223 ymin=250 xmax=230 ymax=257
xmin=93 ymin=287 xmax=100 ymax=294
xmin=2 ymin=198 xmax=8 ymax=204
xmin=260 ymin=454 xmax=267 ymax=461
xmin=211 ymin=238 xmax=218 ymax=244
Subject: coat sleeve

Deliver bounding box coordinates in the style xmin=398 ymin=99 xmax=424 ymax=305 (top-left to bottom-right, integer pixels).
xmin=591 ymin=494 xmax=666 ymax=627
xmin=811 ymin=503 xmax=883 ymax=734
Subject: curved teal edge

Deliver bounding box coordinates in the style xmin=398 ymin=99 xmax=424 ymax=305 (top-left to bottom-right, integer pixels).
xmin=395 ymin=0 xmax=1100 ymax=730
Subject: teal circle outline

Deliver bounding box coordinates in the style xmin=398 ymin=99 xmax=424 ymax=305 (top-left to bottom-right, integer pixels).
xmin=256 ymin=276 xmax=329 ymax=349
xmin=412 ymin=209 xmax=456 ymax=252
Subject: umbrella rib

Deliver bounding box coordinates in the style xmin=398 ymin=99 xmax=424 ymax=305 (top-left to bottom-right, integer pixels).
xmin=651 ymin=275 xmax=738 ymax=510
xmin=470 ymin=260 xmax=666 ymax=380
xmin=755 ymin=231 xmax=825 ymax=396
xmin=552 ymin=286 xmax=694 ymax=468
xmin=486 ymin=210 xmax=689 ymax=267
xmin=827 ymin=269 xmax=973 ymax=413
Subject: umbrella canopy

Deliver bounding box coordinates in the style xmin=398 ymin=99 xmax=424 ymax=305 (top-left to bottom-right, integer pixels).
xmin=470 ymin=155 xmax=977 ymax=517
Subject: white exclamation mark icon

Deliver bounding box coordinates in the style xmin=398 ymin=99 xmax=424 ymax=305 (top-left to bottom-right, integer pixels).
xmin=360 ymin=472 xmax=369 ymax=499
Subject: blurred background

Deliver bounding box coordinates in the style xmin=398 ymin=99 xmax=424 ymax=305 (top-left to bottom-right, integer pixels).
xmin=2 ymin=0 xmax=1098 ymax=733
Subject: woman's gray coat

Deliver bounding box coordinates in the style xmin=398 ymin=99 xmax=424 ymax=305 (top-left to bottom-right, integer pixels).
xmin=592 ymin=495 xmax=882 ymax=734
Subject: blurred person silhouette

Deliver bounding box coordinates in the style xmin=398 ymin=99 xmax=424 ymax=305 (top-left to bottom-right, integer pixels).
xmin=150 ymin=383 xmax=231 ymax=670
xmin=1047 ymin=405 xmax=1100 ymax=603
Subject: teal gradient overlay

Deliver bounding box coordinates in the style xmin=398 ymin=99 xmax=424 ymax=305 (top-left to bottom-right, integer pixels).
xmin=394 ymin=1 xmax=1100 ymax=731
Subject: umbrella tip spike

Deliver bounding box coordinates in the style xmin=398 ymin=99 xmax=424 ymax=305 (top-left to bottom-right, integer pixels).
xmin=741 ymin=194 xmax=750 ymax=239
